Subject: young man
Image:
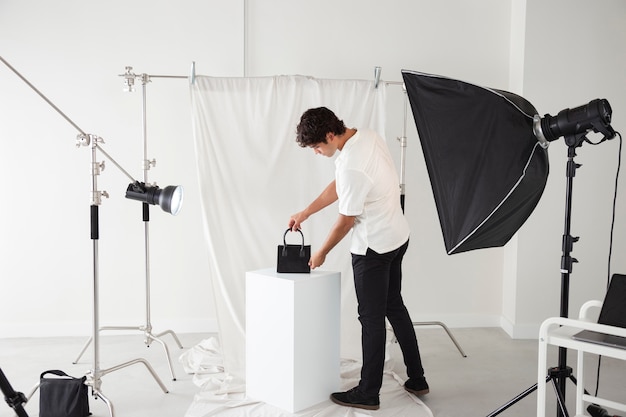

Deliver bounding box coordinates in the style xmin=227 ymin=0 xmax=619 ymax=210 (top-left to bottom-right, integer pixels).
xmin=288 ymin=107 xmax=428 ymax=410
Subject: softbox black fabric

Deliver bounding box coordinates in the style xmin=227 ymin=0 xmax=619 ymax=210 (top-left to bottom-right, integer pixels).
xmin=401 ymin=70 xmax=549 ymax=254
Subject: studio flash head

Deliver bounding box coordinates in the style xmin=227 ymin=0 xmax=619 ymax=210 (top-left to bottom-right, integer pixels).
xmin=534 ymin=98 xmax=615 ymax=144
xmin=125 ymin=181 xmax=184 ymax=215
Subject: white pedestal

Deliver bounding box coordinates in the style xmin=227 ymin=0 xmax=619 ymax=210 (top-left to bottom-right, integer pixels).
xmin=246 ymin=268 xmax=341 ymax=413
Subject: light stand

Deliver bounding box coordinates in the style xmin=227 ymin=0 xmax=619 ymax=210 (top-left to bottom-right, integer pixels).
xmin=73 ymin=68 xmax=184 ymax=381
xmin=374 ymin=67 xmax=467 ymax=358
xmin=486 ymin=136 xmax=585 ymax=417
xmin=81 ymin=134 xmax=170 ymax=417
xmin=0 ymin=55 xmax=178 ymax=417
xmin=398 ymin=70 xmax=617 ymax=417
xmin=487 ymin=99 xmax=616 ymax=417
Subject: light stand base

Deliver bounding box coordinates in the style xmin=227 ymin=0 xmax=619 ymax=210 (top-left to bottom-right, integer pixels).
xmin=74 ymin=326 xmax=183 ymax=381
xmin=22 ymin=357 xmax=169 ymax=417
xmin=86 ymin=357 xmax=169 ymax=417
xmin=486 ymin=367 xmax=581 ymax=417
xmin=412 ymin=321 xmax=467 ymax=357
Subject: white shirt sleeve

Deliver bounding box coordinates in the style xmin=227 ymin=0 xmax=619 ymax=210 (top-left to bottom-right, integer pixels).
xmin=336 ymin=168 xmax=372 ymax=216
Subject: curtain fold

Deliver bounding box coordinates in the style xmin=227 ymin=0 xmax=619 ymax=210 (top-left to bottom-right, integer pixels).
xmin=190 ymin=75 xmax=386 ymax=383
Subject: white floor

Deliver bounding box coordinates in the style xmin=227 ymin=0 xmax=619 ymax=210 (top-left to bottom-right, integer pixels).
xmin=1 ymin=327 xmax=624 ymax=417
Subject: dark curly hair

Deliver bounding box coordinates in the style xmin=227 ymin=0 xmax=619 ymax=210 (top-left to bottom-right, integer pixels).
xmin=296 ymin=107 xmax=346 ymax=147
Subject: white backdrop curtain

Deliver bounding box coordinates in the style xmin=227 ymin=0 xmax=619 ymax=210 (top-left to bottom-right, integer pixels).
xmin=190 ymin=75 xmax=386 ymax=383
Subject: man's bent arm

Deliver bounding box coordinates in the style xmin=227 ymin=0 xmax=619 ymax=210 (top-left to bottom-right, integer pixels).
xmin=309 ymin=213 xmax=354 ymax=269
xmin=289 ymin=180 xmax=338 ymax=230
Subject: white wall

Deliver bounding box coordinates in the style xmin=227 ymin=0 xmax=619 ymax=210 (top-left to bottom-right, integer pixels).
xmin=0 ymin=0 xmax=624 ymax=338
xmin=508 ymin=0 xmax=626 ymax=336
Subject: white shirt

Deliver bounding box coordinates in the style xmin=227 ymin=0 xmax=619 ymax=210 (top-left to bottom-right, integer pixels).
xmin=335 ymin=128 xmax=410 ymax=255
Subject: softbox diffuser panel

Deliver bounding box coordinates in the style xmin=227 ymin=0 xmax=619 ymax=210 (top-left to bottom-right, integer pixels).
xmin=401 ymin=70 xmax=549 ymax=255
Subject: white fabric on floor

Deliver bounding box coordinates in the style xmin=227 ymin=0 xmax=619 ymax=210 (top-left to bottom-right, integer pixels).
xmin=190 ymin=75 xmax=386 ymax=383
xmin=180 ymin=337 xmax=434 ymax=417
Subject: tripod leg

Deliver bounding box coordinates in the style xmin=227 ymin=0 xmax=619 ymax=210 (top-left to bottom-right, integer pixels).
xmin=568 ymin=373 xmax=594 ymax=415
xmin=73 ymin=336 xmax=93 ymax=364
xmin=24 ymin=383 xmax=40 ymax=403
xmin=549 ymin=377 xmax=570 ymax=417
xmin=93 ymin=390 xmax=115 ymax=417
xmin=154 ymin=329 xmax=184 ymax=349
xmin=486 ymin=378 xmax=544 ymax=417
xmin=568 ymin=374 xmax=589 ymax=394
xmin=101 ymin=358 xmax=169 ymax=393
xmin=146 ymin=335 xmax=177 ymax=381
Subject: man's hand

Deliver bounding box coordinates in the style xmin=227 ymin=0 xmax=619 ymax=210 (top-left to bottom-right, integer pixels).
xmin=288 ymin=181 xmax=337 ymax=232
xmin=309 ymin=250 xmax=326 ymax=269
xmin=288 ymin=211 xmax=309 ymax=231
xmin=308 ymin=214 xmax=354 ymax=270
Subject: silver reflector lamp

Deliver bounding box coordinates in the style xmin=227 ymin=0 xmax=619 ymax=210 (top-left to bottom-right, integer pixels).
xmin=125 ymin=181 xmax=183 ymax=215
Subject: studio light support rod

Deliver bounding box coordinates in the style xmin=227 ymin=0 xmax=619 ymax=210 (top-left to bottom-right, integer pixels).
xmin=0 ymin=56 xmax=181 ymax=209
xmin=1 ymin=55 xmax=86 ymax=135
xmin=0 ymin=56 xmax=139 ymax=185
xmin=75 ymin=134 xmax=138 ymax=185
xmin=94 ymin=143 xmax=136 ymax=183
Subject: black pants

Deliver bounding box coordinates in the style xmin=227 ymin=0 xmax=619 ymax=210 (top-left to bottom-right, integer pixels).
xmin=351 ymin=239 xmax=425 ymax=396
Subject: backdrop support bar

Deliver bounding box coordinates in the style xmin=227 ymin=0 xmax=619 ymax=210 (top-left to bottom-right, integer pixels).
xmin=147 ymin=75 xmax=187 ymax=79
xmin=373 ymin=66 xmax=404 ymax=88
xmin=120 ymin=62 xmax=196 ymax=86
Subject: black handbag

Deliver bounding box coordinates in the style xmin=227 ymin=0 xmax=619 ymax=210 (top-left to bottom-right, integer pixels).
xmin=277 ymin=229 xmax=311 ymax=273
xmin=39 ymin=370 xmax=90 ymax=417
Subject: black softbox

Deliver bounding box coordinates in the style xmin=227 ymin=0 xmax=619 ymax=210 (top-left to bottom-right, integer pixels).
xmin=401 ymin=70 xmax=549 ymax=254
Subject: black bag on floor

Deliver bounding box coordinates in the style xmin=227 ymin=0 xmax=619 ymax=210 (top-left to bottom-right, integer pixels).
xmin=277 ymin=229 xmax=311 ymax=273
xmin=39 ymin=370 xmax=90 ymax=417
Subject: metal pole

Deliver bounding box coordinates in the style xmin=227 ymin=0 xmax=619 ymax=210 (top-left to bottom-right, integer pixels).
xmin=374 ymin=66 xmax=467 ymax=358
xmin=0 ymin=56 xmax=86 ymax=135
xmin=139 ymin=74 xmax=183 ymax=380
xmin=398 ymin=85 xmax=408 ymax=211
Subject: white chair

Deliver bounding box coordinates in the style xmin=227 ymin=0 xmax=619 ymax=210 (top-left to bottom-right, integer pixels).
xmin=537 ymin=300 xmax=626 ymax=417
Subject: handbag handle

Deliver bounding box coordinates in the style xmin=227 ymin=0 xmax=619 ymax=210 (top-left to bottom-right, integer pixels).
xmin=283 ymin=228 xmax=306 ymax=257
xmin=40 ymin=370 xmax=71 ymax=379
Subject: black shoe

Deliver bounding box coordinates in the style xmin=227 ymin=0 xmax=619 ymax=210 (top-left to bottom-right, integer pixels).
xmin=330 ymin=387 xmax=380 ymax=410
xmin=404 ymin=377 xmax=430 ymax=395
